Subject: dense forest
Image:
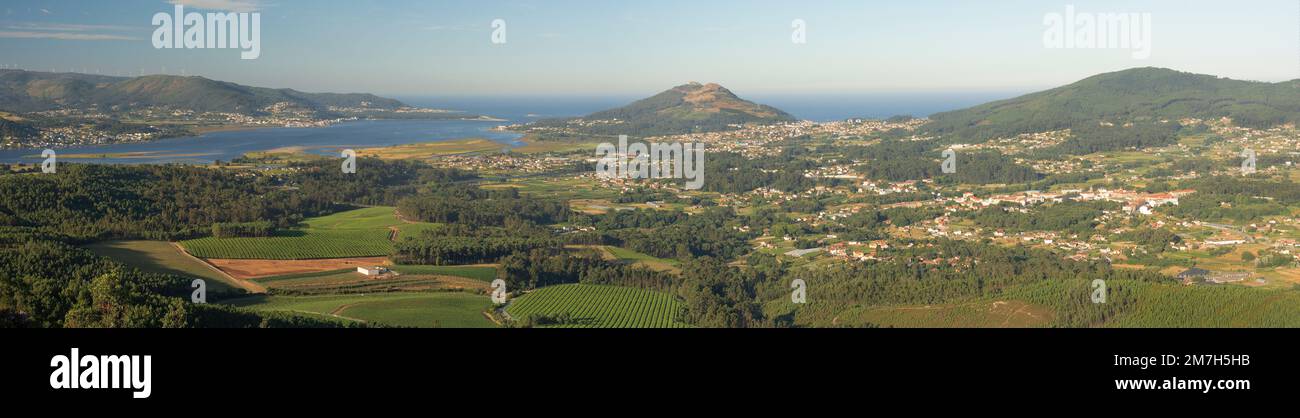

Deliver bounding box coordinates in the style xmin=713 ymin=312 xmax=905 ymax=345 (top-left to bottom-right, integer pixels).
xmin=844 ymin=140 xmax=1041 ymax=184
xmin=1034 ymin=121 xmax=1182 ymax=156
xmin=700 ymin=149 xmax=821 ymax=194
xmin=397 ymin=184 xmax=569 ymax=227
xmin=773 ymin=240 xmax=1172 ymax=328
xmin=1164 ymin=176 xmax=1300 ymax=222
xmin=971 ymin=201 xmax=1116 ymax=236
xmin=0 ymin=158 xmax=452 ymax=241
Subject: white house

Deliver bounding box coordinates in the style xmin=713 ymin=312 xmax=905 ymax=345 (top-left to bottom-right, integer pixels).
xmin=357 ymin=266 xmax=390 ymax=276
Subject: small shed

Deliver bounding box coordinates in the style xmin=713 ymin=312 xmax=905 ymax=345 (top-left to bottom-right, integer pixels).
xmin=357 ymin=266 xmax=390 ymax=276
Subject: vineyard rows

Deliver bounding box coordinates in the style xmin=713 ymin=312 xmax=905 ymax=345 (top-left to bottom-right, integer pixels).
xmin=507 ymin=284 xmax=690 ymax=328
xmin=181 ymin=230 xmax=393 ymax=260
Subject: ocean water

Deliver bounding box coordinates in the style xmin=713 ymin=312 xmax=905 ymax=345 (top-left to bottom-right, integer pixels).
xmin=0 ymin=92 xmax=1023 ymax=165
xmin=749 ymin=91 xmax=1026 ymax=121
xmin=0 ymin=119 xmax=523 ymax=165
xmin=401 ymin=91 xmax=1026 ymax=122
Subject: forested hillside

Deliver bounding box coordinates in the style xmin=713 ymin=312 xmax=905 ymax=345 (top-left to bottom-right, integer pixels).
xmin=925 ymin=68 xmax=1300 ymax=142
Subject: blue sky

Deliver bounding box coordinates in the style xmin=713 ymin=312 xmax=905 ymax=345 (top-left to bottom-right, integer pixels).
xmin=0 ymin=0 xmax=1297 ymax=97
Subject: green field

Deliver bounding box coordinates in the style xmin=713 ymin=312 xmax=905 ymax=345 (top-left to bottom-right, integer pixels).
xmin=481 ymin=177 xmax=618 ymax=200
xmin=254 ymin=269 xmax=359 ymax=283
xmin=179 ymin=207 xmax=437 ymax=259
xmin=226 ymin=292 xmax=496 ymax=328
xmin=355 ymin=138 xmax=504 ymax=159
xmin=86 ymin=240 xmax=242 ymax=294
xmin=507 ymin=284 xmax=690 ymax=328
xmin=390 ymin=265 xmax=498 ymax=282
xmin=602 ymin=246 xmax=680 ymax=272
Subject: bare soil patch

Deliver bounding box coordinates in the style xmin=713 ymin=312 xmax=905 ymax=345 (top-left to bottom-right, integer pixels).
xmin=206 ymin=257 xmax=391 ymax=280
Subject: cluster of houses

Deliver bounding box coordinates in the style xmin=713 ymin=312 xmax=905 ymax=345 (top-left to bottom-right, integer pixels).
xmin=804 ymin=164 xmax=861 ymax=180
xmin=961 ymin=188 xmax=1197 ymax=214
xmin=860 ymin=180 xmax=922 ymax=196
xmin=437 ymin=154 xmax=574 ymax=174
xmin=827 ymin=240 xmax=892 ymax=262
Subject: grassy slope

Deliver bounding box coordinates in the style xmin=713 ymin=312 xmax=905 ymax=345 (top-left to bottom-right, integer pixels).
xmin=180 ymin=207 xmax=439 ymax=260
xmin=601 ymin=246 xmax=680 ymax=273
xmin=86 ymin=240 xmax=240 ymax=293
xmin=225 ymin=292 xmax=495 ymax=328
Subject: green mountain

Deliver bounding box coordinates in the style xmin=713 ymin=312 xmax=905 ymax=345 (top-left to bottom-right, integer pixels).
xmin=925 ymin=67 xmax=1300 ymax=142
xmin=537 ymin=82 xmax=795 ymax=135
xmin=0 ymin=118 xmax=37 ymax=141
xmin=0 ymin=69 xmax=407 ymax=115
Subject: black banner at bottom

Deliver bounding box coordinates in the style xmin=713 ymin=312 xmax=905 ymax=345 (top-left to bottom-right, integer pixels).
xmin=0 ymin=329 xmax=1290 ymax=407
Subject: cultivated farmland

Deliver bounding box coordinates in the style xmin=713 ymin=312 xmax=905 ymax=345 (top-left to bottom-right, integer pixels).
xmin=182 ymin=230 xmax=392 ymax=259
xmin=506 ymin=284 xmax=690 ymax=328
xmin=180 ymin=207 xmax=437 ymax=260
xmin=255 ymin=268 xmax=491 ymax=295
xmin=225 ymin=292 xmax=496 ymax=328
xmin=390 ymin=264 xmax=497 ymax=282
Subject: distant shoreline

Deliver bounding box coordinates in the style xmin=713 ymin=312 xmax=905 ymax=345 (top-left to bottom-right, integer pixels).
xmin=0 ymin=118 xmax=525 ymax=165
xmin=3 ymin=115 xmax=508 ymax=152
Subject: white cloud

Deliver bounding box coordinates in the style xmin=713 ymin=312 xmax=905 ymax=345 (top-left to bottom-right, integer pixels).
xmin=167 ymin=0 xmax=261 ymax=13
xmin=0 ymin=22 xmax=140 ymax=41
xmin=5 ymin=23 xmax=136 ymax=32
xmin=0 ymin=31 xmax=138 ymax=41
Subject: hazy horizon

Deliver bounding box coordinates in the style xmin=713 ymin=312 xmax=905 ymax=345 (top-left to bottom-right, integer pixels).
xmin=1 ymin=0 xmax=1296 ymax=96
xmin=395 ymin=88 xmax=1033 ymax=121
